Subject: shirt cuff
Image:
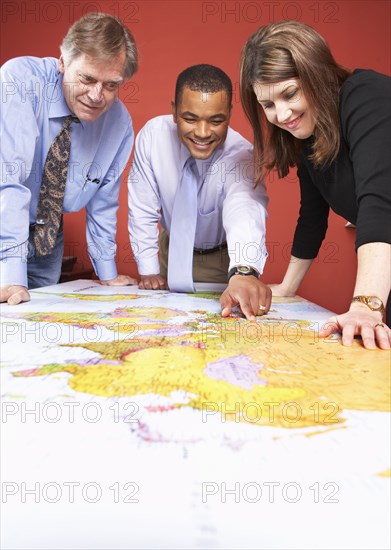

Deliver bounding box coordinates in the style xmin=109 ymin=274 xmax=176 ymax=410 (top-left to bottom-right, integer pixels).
xmin=0 ymin=256 xmax=28 ymax=287
xmin=137 ymin=255 xmax=161 ymax=276
xmin=92 ymin=258 xmax=118 ymax=282
xmin=228 ymin=243 xmax=268 ymax=275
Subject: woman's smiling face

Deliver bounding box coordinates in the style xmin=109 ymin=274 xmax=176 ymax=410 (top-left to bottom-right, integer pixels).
xmin=253 ymin=78 xmax=316 ymax=139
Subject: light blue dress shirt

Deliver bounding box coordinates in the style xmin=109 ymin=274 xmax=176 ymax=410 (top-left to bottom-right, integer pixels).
xmin=0 ymin=56 xmax=134 ymax=286
xmin=128 ymin=115 xmax=269 ymax=276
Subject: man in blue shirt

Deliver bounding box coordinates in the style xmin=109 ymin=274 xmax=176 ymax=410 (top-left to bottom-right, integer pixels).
xmin=0 ymin=13 xmax=138 ymax=305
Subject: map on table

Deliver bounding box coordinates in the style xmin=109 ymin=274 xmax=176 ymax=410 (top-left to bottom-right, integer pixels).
xmin=1 ymin=280 xmax=390 ymax=550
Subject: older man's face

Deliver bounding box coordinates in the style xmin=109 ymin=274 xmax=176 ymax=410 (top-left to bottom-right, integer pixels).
xmin=60 ymin=49 xmax=126 ymax=122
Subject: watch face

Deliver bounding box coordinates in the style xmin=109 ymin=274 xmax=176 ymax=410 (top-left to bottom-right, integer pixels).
xmin=369 ymin=296 xmax=382 ymax=309
xmin=237 ymin=266 xmax=251 ymax=275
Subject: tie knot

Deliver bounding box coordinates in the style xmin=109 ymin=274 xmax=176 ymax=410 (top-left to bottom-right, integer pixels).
xmin=184 ymin=156 xmax=197 ymax=174
xmin=64 ymin=115 xmax=80 ymax=128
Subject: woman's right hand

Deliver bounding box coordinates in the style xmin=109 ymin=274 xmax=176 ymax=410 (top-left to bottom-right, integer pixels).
xmin=268 ymin=257 xmax=313 ymax=298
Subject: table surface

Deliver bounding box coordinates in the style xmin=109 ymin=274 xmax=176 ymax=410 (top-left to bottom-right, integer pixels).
xmin=1 ymin=280 xmax=390 ymax=550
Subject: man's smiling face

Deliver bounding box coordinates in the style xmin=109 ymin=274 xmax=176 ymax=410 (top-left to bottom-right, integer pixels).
xmin=172 ymin=87 xmax=231 ymax=160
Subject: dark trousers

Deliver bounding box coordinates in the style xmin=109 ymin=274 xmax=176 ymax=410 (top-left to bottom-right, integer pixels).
xmin=27 ymin=227 xmax=64 ymax=289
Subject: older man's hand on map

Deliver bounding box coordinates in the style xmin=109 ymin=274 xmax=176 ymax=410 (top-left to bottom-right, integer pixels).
xmin=99 ymin=275 xmax=138 ymax=286
xmin=0 ymin=285 xmax=31 ymax=305
xmin=220 ymin=275 xmax=272 ymax=321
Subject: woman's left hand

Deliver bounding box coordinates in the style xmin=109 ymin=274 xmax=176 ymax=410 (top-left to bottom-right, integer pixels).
xmin=319 ymin=305 xmax=390 ymax=350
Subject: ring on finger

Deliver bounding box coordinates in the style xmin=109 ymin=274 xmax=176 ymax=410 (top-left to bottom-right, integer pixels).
xmin=375 ymin=322 xmax=385 ymax=329
xmin=258 ymin=304 xmax=266 ymax=311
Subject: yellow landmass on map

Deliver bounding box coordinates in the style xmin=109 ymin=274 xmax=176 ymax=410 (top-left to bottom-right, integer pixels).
xmin=376 ymin=468 xmax=391 ymax=477
xmin=15 ymin=308 xmax=390 ymax=429
xmin=17 ymin=307 xmax=188 ymax=334
xmin=38 ymin=293 xmax=142 ymax=302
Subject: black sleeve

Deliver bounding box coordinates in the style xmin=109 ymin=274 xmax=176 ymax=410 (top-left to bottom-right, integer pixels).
xmin=291 ymin=159 xmax=330 ymax=259
xmin=340 ymin=70 xmax=391 ymax=248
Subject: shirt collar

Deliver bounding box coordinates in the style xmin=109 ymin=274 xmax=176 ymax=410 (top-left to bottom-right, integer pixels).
xmin=179 ymin=144 xmax=218 ymax=178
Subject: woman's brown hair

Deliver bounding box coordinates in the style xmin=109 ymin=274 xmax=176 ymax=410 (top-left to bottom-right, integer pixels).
xmin=240 ymin=20 xmax=350 ymax=181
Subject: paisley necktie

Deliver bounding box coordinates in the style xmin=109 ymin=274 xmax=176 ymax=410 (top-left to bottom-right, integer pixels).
xmin=34 ymin=115 xmax=79 ymax=256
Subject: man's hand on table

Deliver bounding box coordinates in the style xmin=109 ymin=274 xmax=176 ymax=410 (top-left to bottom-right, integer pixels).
xmin=99 ymin=274 xmax=138 ymax=286
xmin=139 ymin=274 xmax=168 ymax=290
xmin=0 ymin=285 xmax=31 ymax=305
xmin=220 ymin=275 xmax=272 ymax=321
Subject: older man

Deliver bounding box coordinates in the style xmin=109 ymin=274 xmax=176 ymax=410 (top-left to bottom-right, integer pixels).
xmin=0 ymin=13 xmax=138 ymax=304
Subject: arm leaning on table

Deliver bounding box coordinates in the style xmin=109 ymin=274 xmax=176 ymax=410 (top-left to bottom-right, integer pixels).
xmin=319 ymin=73 xmax=391 ymax=349
xmin=127 ymin=122 xmax=167 ymax=291
xmin=219 ymin=143 xmax=271 ymax=321
xmin=320 ymin=242 xmax=391 ymax=349
xmin=85 ymin=119 xmax=138 ymax=288
xmin=271 ymin=165 xmax=391 ymax=350
xmin=0 ymin=60 xmax=38 ymax=304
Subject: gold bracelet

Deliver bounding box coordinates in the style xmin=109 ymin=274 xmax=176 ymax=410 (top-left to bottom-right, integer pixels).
xmin=351 ymin=295 xmax=385 ymax=317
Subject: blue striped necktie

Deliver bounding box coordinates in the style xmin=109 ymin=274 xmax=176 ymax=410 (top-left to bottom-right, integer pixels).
xmin=168 ymin=157 xmax=198 ymax=292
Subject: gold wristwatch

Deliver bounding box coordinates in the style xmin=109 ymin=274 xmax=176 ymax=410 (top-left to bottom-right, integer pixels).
xmin=351 ymin=295 xmax=385 ymax=317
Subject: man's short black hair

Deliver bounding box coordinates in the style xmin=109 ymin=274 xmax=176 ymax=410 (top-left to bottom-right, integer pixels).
xmin=175 ymin=64 xmax=232 ymax=107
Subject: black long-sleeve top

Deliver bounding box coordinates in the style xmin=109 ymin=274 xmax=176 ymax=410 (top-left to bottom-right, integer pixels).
xmin=291 ymin=69 xmax=391 ymax=259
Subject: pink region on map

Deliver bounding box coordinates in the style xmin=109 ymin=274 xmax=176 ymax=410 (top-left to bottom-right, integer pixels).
xmin=204 ymin=355 xmax=267 ymax=390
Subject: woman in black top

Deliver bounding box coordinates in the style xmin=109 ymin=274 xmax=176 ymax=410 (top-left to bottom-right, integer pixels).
xmin=240 ymin=20 xmax=390 ymax=350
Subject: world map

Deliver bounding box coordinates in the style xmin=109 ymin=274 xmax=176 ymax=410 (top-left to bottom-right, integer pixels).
xmin=1 ymin=280 xmax=390 ymax=549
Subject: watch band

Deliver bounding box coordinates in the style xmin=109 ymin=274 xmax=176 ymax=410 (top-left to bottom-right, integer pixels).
xmin=351 ymin=295 xmax=385 ymax=316
xmin=228 ymin=265 xmax=259 ymax=282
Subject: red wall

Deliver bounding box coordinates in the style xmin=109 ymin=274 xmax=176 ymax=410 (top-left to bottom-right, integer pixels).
xmin=1 ymin=0 xmax=390 ymax=312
